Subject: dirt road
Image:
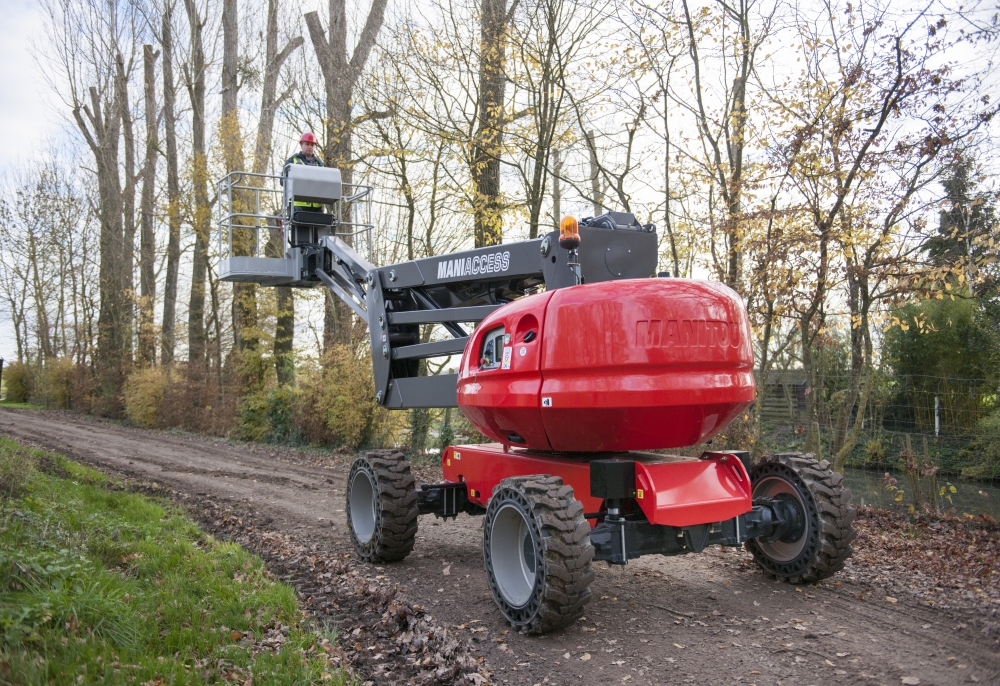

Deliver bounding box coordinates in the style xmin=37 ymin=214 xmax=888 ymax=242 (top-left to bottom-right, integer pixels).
xmin=2 ymin=407 xmax=997 ymax=686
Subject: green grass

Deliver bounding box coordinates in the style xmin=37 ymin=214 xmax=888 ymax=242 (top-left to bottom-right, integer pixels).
xmin=0 ymin=437 xmax=348 ymax=685
xmin=0 ymin=401 xmax=44 ymax=409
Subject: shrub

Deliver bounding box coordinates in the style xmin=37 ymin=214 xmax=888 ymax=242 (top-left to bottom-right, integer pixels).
xmin=31 ymin=357 xmax=78 ymax=409
xmin=296 ymin=345 xmax=398 ymax=450
xmin=123 ymin=366 xmax=167 ymax=428
xmin=237 ymin=390 xmax=269 ymax=442
xmin=3 ymin=361 xmax=32 ymax=403
xmin=864 ymin=436 xmax=887 ymax=466
xmin=157 ymin=367 xmax=239 ymax=436
xmin=264 ymin=386 xmax=299 ymax=444
xmin=959 ymin=410 xmax=1000 ymax=480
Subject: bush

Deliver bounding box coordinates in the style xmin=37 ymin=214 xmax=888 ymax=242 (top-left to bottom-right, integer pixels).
xmin=264 ymin=386 xmax=299 ymax=444
xmin=959 ymin=410 xmax=1000 ymax=480
xmin=296 ymin=345 xmax=399 ymax=450
xmin=156 ymin=367 xmax=239 ymax=436
xmin=123 ymin=366 xmax=167 ymax=428
xmin=31 ymin=357 xmax=78 ymax=409
xmin=238 ymin=386 xmax=300 ymax=444
xmin=864 ymin=436 xmax=887 ymax=466
xmin=2 ymin=362 xmax=32 ymax=403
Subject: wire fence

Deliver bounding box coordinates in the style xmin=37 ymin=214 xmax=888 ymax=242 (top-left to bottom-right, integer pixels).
xmin=754 ymin=370 xmax=999 ymax=479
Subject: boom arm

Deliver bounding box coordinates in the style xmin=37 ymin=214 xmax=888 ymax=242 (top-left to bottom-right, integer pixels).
xmin=216 ymin=167 xmax=658 ymax=409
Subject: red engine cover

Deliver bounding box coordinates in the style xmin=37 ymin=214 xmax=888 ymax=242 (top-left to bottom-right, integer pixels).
xmin=456 ymin=279 xmax=755 ymax=452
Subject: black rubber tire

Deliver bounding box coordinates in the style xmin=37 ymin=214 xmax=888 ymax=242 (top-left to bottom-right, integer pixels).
xmin=483 ymin=475 xmax=595 ymax=634
xmin=345 ymin=449 xmax=418 ymax=563
xmin=746 ymin=453 xmax=856 ymax=583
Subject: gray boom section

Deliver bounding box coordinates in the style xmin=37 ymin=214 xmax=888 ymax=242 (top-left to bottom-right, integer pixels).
xmin=321 ymin=235 xmax=375 ymax=286
xmin=387 ymin=305 xmax=500 ymax=325
xmin=385 ymin=375 xmax=459 ymax=409
xmin=315 ymin=269 xmax=366 ymax=320
xmin=391 ymin=338 xmax=469 ymax=361
xmin=376 ymin=240 xmax=544 ymax=289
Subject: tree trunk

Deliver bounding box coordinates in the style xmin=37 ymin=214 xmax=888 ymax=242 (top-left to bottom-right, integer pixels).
xmin=586 ymin=130 xmax=602 ymax=216
xmin=472 ymin=0 xmax=511 ymax=248
xmin=184 ymin=0 xmax=209 ymax=369
xmin=139 ymin=44 xmax=159 ymax=366
xmin=221 ymin=0 xmax=259 ymax=355
xmin=551 ymin=148 xmax=561 ymax=229
xmin=73 ymin=85 xmax=127 ymax=407
xmin=116 ymin=54 xmax=137 ymax=359
xmin=256 ymin=0 xmax=303 ymax=383
xmin=253 ymin=0 xmax=303 ymax=176
xmin=161 ymin=2 xmax=182 ymax=368
xmin=274 ymin=287 xmax=295 ymax=385
xmin=257 ymin=0 xmax=303 ymax=381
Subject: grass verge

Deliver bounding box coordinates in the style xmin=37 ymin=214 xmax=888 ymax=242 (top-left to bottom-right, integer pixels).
xmin=0 ymin=437 xmax=348 ymax=685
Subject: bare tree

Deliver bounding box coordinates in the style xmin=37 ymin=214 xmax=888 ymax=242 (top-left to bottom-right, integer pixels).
xmin=679 ymin=0 xmax=776 ymax=292
xmin=139 ymin=43 xmax=159 ymax=366
xmin=43 ymin=0 xmax=138 ymax=405
xmin=183 ymin=0 xmax=210 ymax=368
xmin=255 ymin=0 xmax=303 ymax=385
xmin=471 ymin=0 xmax=518 ymax=247
xmin=160 ymin=0 xmax=183 ymax=368
xmin=304 ymin=0 xmax=388 ymax=347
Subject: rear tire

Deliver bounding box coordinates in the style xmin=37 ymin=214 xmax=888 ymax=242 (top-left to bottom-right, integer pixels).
xmin=746 ymin=453 xmax=856 ymax=583
xmin=346 ymin=450 xmax=418 ymax=563
xmin=483 ymin=475 xmax=595 ymax=634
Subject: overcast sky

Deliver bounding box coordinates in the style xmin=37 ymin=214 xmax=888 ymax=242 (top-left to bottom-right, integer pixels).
xmin=0 ymin=0 xmax=62 ymax=174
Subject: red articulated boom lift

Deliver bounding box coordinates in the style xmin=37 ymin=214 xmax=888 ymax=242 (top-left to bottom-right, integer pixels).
xmin=217 ymin=165 xmax=856 ymax=634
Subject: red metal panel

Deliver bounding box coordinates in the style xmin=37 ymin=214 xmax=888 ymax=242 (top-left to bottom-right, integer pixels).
xmin=442 ymin=444 xmax=598 ymax=513
xmin=633 ymin=454 xmax=752 ymax=526
xmin=456 ymin=292 xmax=553 ymax=450
xmin=538 ymin=279 xmax=755 ymax=452
xmin=456 ymin=278 xmax=755 ymax=453
xmin=440 ymin=444 xmax=752 ymax=528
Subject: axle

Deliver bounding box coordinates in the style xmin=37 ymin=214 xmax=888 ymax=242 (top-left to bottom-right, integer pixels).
xmin=416 ymin=479 xmax=806 ymax=565
xmin=588 ymin=498 xmax=806 ymax=564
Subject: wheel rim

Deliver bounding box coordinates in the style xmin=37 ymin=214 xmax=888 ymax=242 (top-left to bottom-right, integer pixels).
xmin=489 ymin=503 xmax=537 ymax=608
xmin=350 ymin=470 xmax=377 ymax=543
xmin=753 ymin=475 xmax=808 ymax=562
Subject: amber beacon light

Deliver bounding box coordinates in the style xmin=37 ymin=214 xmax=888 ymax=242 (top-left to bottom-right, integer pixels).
xmin=558 ymin=215 xmax=581 ymax=249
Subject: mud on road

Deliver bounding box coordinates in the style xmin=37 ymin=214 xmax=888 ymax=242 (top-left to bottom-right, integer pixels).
xmin=3 ymin=407 xmax=998 ymax=686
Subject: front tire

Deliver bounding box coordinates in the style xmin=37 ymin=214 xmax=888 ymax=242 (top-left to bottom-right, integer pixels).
xmin=346 ymin=450 xmax=418 ymax=563
xmin=746 ymin=453 xmax=856 ymax=583
xmin=483 ymin=475 xmax=595 ymax=634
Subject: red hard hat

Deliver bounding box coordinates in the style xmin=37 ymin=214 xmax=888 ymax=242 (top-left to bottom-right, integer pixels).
xmin=299 ymin=132 xmax=317 ymax=144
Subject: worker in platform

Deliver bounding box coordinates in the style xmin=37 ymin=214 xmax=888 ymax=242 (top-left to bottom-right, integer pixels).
xmin=286 ymin=131 xmax=324 ymax=169
xmin=285 ymin=132 xmax=325 ymax=212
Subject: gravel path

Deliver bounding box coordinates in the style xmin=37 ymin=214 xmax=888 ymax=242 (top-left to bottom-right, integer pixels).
xmin=2 ymin=407 xmax=998 ymax=686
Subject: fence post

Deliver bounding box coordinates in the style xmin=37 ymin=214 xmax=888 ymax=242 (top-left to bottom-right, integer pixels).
xmin=934 ymin=396 xmax=940 ymax=437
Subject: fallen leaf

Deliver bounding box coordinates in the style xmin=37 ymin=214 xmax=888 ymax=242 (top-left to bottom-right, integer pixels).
xmin=673 ymin=643 xmax=685 ymax=649
xmin=580 ymin=653 xmax=591 ymax=661
xmin=885 ymin=597 xmax=897 ymax=603
xmin=230 ymin=631 xmax=243 ymax=641
xmin=901 ymin=678 xmax=920 ymax=686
